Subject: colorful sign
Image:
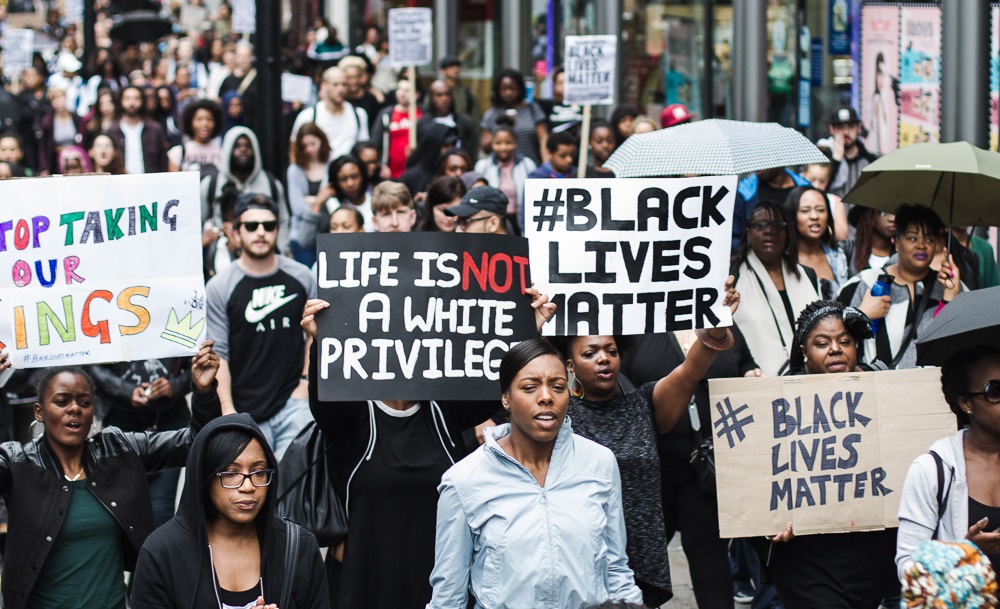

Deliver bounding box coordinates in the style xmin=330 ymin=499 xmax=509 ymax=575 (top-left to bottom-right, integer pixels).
xmin=525 ymin=177 xmax=735 ymax=336
xmin=314 ymin=233 xmax=537 ymax=401
xmin=0 ymin=173 xmax=206 ymax=367
xmin=711 ymin=368 xmax=956 ymax=538
xmin=860 ymin=5 xmax=900 ymax=154
xmin=898 ymin=6 xmax=941 ymax=146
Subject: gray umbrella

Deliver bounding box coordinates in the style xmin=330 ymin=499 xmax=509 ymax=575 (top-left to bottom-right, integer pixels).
xmin=915 ymin=286 xmax=1000 ymax=367
xmin=603 ymin=119 xmax=831 ymax=177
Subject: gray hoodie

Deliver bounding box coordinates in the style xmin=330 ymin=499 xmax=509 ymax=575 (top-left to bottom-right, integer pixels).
xmin=200 ymin=126 xmax=290 ymax=253
xmin=896 ymin=430 xmax=968 ymax=580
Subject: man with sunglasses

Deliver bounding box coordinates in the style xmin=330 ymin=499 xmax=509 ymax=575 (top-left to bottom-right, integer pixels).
xmin=444 ymin=186 xmax=509 ymax=235
xmin=206 ymin=193 xmax=317 ymax=460
xmin=897 ymin=345 xmax=1000 ymax=576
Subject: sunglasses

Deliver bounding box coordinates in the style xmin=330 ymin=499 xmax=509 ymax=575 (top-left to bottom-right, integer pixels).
xmin=240 ymin=221 xmax=278 ymax=233
xmin=749 ymin=221 xmax=787 ymax=232
xmin=967 ymin=380 xmax=1000 ymax=404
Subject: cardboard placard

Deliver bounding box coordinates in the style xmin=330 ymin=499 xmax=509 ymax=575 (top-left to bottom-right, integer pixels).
xmin=314 ymin=233 xmax=537 ymax=401
xmin=388 ymin=7 xmax=433 ymax=68
xmin=0 ymin=173 xmax=207 ymax=367
xmin=281 ymin=73 xmax=315 ymax=104
xmin=525 ymin=177 xmax=735 ymax=336
xmin=1 ymin=29 xmax=35 ymax=72
xmin=709 ymin=368 xmax=956 ymax=538
xmin=231 ymin=0 xmax=256 ymax=34
xmin=563 ymin=35 xmax=618 ymax=106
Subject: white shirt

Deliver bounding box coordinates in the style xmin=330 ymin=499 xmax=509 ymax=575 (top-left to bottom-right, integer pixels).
xmin=120 ymin=121 xmax=145 ymax=174
xmin=290 ymin=102 xmax=369 ymax=158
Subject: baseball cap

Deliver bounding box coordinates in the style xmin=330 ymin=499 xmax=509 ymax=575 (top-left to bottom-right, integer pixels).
xmin=660 ymin=104 xmax=694 ymax=128
xmin=439 ymin=56 xmax=461 ymax=70
xmin=233 ymin=192 xmax=279 ymax=221
xmin=829 ymin=106 xmax=861 ymax=126
xmin=444 ymin=186 xmax=507 ymax=218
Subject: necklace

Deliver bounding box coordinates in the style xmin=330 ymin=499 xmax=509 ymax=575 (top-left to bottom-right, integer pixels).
xmin=64 ymin=468 xmax=83 ymax=482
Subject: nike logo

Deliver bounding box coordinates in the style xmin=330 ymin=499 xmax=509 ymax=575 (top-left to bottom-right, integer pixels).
xmin=245 ymin=287 xmax=299 ymax=324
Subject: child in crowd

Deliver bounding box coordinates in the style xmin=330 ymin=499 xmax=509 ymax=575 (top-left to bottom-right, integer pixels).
xmin=474 ymin=117 xmax=537 ymax=234
xmin=528 ymin=131 xmax=577 ymax=179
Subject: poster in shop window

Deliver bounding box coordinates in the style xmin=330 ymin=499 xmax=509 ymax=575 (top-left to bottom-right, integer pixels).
xmin=860 ymin=5 xmax=900 ymax=155
xmin=898 ymin=6 xmax=941 ymax=147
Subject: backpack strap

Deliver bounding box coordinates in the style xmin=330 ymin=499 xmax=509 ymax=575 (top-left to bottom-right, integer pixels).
xmin=929 ymin=450 xmax=952 ymax=540
xmin=279 ymin=519 xmax=300 ymax=609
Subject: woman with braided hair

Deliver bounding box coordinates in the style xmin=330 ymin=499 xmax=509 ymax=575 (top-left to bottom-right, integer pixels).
xmin=761 ymin=300 xmax=899 ymax=609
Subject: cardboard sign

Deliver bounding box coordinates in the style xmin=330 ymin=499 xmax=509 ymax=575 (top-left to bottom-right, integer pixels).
xmin=563 ymin=35 xmax=618 ymax=106
xmin=179 ymin=4 xmax=208 ymax=32
xmin=281 ymin=73 xmax=315 ymax=104
xmin=388 ymin=8 xmax=433 ymax=68
xmin=0 ymin=173 xmax=207 ymax=367
xmin=231 ymin=0 xmax=256 ymax=34
xmin=315 ymin=233 xmax=537 ymax=401
xmin=525 ymin=177 xmax=735 ymax=336
xmin=709 ymin=368 xmax=956 ymax=538
xmin=1 ymin=29 xmax=35 ymax=72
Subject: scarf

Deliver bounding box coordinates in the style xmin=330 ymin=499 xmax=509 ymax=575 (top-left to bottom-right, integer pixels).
xmin=734 ymin=251 xmax=820 ymax=376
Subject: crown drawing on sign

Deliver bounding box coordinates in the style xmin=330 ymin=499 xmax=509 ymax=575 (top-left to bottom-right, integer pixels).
xmin=161 ymin=309 xmax=206 ymax=349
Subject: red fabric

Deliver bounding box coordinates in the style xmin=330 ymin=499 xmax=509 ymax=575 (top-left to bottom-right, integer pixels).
xmin=388 ymin=107 xmax=421 ymax=178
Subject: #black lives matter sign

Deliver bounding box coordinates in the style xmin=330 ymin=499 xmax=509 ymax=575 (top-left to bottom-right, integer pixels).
xmin=315 ymin=233 xmax=537 ymax=401
xmin=525 ymin=177 xmax=736 ymax=336
xmin=709 ymin=369 xmax=956 ymax=537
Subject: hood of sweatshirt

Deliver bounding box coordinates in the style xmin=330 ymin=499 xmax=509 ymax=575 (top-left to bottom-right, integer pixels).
xmin=173 ymin=413 xmax=279 ymax=545
xmin=216 ymin=126 xmax=263 ymax=188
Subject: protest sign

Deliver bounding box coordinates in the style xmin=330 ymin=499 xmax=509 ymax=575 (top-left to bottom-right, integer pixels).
xmin=1 ymin=29 xmax=35 ymax=73
xmin=63 ymin=0 xmax=84 ymax=24
xmin=388 ymin=8 xmax=433 ymax=68
xmin=179 ymin=4 xmax=208 ymax=32
xmin=282 ymin=73 xmax=315 ymax=104
xmin=709 ymin=368 xmax=956 ymax=538
xmin=315 ymin=233 xmax=537 ymax=401
xmin=0 ymin=173 xmax=207 ymax=367
xmin=525 ymin=177 xmax=735 ymax=336
xmin=563 ymin=35 xmax=618 ymax=106
xmin=231 ymin=0 xmax=256 ymax=34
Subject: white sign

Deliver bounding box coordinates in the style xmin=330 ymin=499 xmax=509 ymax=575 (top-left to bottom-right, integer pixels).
xmin=64 ymin=0 xmax=84 ymax=24
xmin=1 ymin=29 xmax=35 ymax=73
xmin=231 ymin=0 xmax=256 ymax=34
xmin=525 ymin=177 xmax=736 ymax=336
xmin=179 ymin=5 xmax=209 ymax=32
xmin=0 ymin=173 xmax=207 ymax=367
xmin=388 ymin=8 xmax=433 ymax=67
xmin=563 ymin=35 xmax=618 ymax=106
xmin=281 ymin=73 xmax=315 ymax=104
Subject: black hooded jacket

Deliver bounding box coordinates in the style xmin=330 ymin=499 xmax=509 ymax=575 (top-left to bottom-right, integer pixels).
xmin=131 ymin=414 xmax=329 ymax=609
xmin=399 ymin=121 xmax=457 ymax=196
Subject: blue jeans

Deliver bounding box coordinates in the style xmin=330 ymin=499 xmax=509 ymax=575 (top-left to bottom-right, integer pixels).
xmin=148 ymin=468 xmax=181 ymax=528
xmin=258 ymin=396 xmax=313 ymax=462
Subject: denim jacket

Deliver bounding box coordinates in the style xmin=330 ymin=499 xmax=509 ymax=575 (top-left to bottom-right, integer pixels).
xmin=426 ymin=419 xmax=642 ymax=609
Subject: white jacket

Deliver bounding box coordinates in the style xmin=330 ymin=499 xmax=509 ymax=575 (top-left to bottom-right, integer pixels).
xmin=896 ymin=430 xmax=968 ymax=579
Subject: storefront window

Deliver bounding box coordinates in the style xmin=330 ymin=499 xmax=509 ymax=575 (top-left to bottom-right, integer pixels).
xmin=767 ymin=0 xmax=798 ymax=125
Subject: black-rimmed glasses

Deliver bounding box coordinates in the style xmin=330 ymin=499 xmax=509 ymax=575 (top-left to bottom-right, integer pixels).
xmin=216 ymin=469 xmax=275 ymax=488
xmin=967 ymin=380 xmax=1000 ymax=404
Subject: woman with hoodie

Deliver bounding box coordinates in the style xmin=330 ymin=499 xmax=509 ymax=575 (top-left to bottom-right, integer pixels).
xmin=132 ymin=414 xmax=329 ymax=609
xmin=400 ymin=121 xmax=459 ymax=199
xmin=300 ymin=291 xmax=555 ymax=609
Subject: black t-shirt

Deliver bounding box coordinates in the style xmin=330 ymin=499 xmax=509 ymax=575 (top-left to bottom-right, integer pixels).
xmin=347 ymin=91 xmax=383 ymax=131
xmin=206 ymin=258 xmax=317 ymax=421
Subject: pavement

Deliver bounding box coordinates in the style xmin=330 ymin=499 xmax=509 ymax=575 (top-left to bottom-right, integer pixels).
xmin=664 ymin=535 xmax=751 ymax=608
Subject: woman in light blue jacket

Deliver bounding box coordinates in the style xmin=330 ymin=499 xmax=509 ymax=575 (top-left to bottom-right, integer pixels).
xmin=426 ymin=339 xmax=642 ymax=609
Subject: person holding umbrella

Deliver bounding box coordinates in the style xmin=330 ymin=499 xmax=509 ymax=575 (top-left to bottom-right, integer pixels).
xmin=897 ymin=286 xmax=1000 ymax=575
xmin=846 ymin=204 xmax=961 ymax=370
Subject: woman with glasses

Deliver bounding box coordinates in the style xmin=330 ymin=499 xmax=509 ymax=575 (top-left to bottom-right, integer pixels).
xmin=132 ymin=414 xmax=329 ymax=608
xmin=732 ymin=200 xmax=821 ymax=376
xmin=847 ymin=204 xmax=961 ymax=370
xmin=897 ymin=345 xmax=1000 ymax=575
xmin=0 ymin=344 xmax=221 ymax=609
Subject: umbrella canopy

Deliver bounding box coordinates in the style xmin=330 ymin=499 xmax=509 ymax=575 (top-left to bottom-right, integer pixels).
xmin=842 ymin=142 xmax=1000 ymax=226
xmin=603 ymin=118 xmax=830 ymax=177
xmin=915 ymin=286 xmax=1000 ymax=367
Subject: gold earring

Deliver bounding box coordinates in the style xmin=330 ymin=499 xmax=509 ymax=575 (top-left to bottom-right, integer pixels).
xmin=569 ymin=372 xmax=585 ymax=399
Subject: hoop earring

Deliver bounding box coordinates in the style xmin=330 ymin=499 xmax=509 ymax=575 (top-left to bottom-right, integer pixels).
xmin=569 ymin=372 xmax=585 ymax=399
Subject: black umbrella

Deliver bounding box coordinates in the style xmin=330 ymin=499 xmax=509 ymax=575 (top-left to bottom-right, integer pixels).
xmin=916 ymin=286 xmax=1000 ymax=367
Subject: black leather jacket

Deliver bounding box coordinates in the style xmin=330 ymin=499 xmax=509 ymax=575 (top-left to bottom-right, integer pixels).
xmin=0 ymin=385 xmax=221 ymax=609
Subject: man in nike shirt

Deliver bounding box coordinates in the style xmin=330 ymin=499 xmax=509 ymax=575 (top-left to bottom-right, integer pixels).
xmin=206 ymin=192 xmax=317 ymax=459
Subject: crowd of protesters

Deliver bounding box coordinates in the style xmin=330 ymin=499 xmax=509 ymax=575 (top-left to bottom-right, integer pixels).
xmin=2 ymin=2 xmax=1000 ymax=609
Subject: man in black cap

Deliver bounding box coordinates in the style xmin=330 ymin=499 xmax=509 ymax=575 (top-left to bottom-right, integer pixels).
xmin=439 ymin=56 xmax=478 ymax=121
xmin=205 ymin=192 xmax=316 ymax=460
xmin=445 ymin=185 xmax=508 ymax=235
xmin=827 ymin=106 xmax=877 ymax=198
